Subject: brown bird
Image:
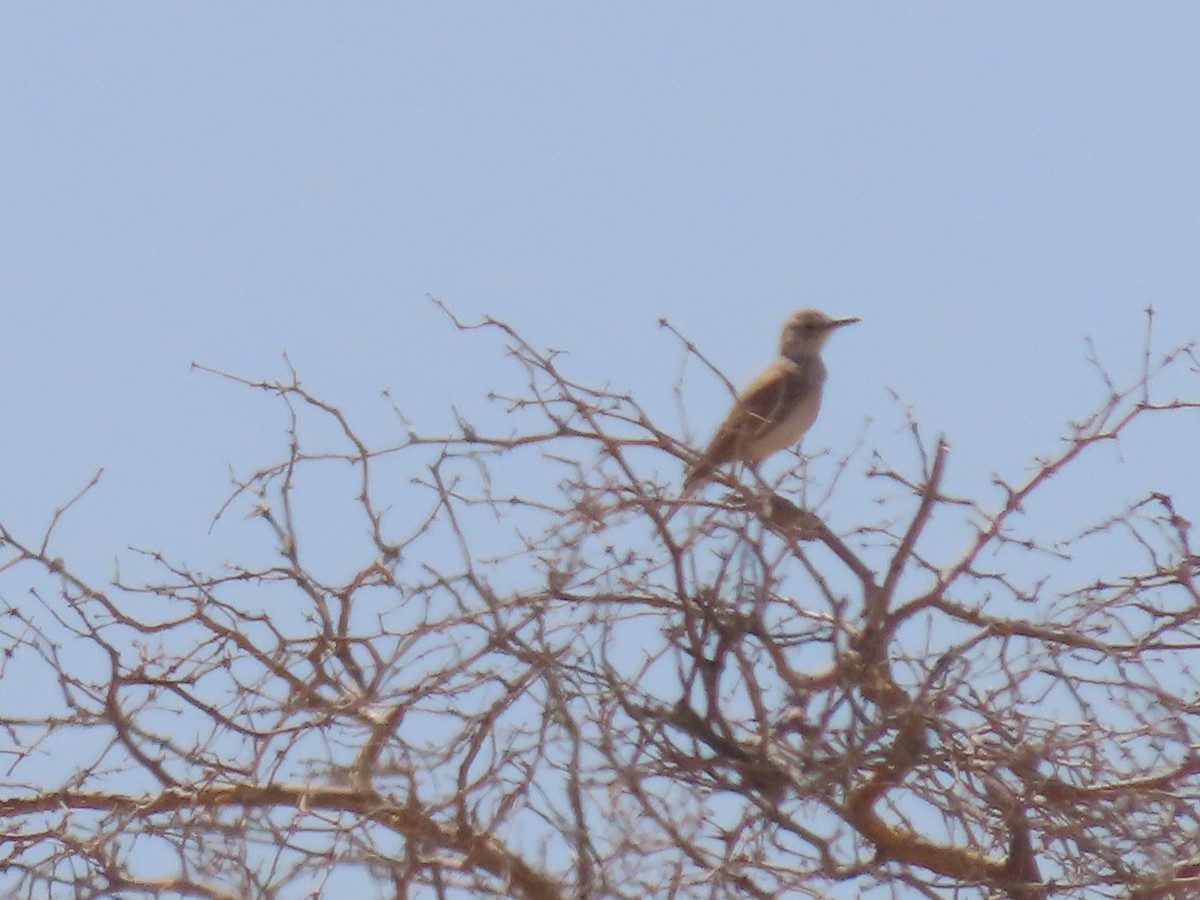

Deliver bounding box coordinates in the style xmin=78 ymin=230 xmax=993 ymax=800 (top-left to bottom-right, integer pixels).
xmin=683 ymin=308 xmax=859 ymax=494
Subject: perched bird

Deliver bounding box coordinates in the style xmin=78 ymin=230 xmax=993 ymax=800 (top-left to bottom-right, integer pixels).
xmin=683 ymin=308 xmax=859 ymax=494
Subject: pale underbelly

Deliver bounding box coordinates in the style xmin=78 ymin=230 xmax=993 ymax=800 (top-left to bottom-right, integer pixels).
xmin=743 ymin=391 xmax=821 ymax=462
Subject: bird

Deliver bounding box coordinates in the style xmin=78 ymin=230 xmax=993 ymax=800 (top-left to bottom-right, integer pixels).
xmin=682 ymin=308 xmax=859 ymax=495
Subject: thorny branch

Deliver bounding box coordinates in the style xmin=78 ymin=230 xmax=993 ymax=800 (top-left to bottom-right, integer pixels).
xmin=0 ymin=307 xmax=1197 ymax=898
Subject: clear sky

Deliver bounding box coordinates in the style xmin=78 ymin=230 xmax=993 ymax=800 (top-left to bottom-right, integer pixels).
xmin=4 ymin=8 xmax=1200 ymax=897
xmin=3 ymin=6 xmax=1199 ymax=594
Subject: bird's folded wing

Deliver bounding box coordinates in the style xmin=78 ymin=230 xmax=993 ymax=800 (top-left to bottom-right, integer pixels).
xmin=690 ymin=359 xmax=805 ymax=474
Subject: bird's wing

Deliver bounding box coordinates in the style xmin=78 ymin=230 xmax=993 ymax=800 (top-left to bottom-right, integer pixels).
xmin=684 ymin=359 xmax=805 ymax=491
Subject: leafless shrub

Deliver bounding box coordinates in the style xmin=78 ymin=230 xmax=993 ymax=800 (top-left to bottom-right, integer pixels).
xmin=1 ymin=306 xmax=1198 ymax=899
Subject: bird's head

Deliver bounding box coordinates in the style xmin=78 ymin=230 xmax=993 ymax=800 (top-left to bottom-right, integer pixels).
xmin=779 ymin=308 xmax=860 ymax=358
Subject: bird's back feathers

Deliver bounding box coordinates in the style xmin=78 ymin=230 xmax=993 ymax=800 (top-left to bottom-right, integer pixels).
xmin=683 ymin=356 xmax=826 ymax=494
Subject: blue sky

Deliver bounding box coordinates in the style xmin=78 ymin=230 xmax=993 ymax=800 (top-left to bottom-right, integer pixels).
xmin=3 ymin=6 xmax=1199 ymax=596
xmin=3 ymin=7 xmax=1200 ymax=897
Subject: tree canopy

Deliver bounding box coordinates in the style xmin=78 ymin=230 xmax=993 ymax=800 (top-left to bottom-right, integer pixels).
xmin=1 ymin=309 xmax=1198 ymax=899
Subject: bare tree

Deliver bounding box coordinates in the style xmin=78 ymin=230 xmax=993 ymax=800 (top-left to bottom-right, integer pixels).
xmin=1 ymin=306 xmax=1198 ymax=899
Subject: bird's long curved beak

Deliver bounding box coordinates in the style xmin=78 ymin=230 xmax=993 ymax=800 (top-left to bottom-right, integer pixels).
xmin=832 ymin=316 xmax=861 ymax=328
